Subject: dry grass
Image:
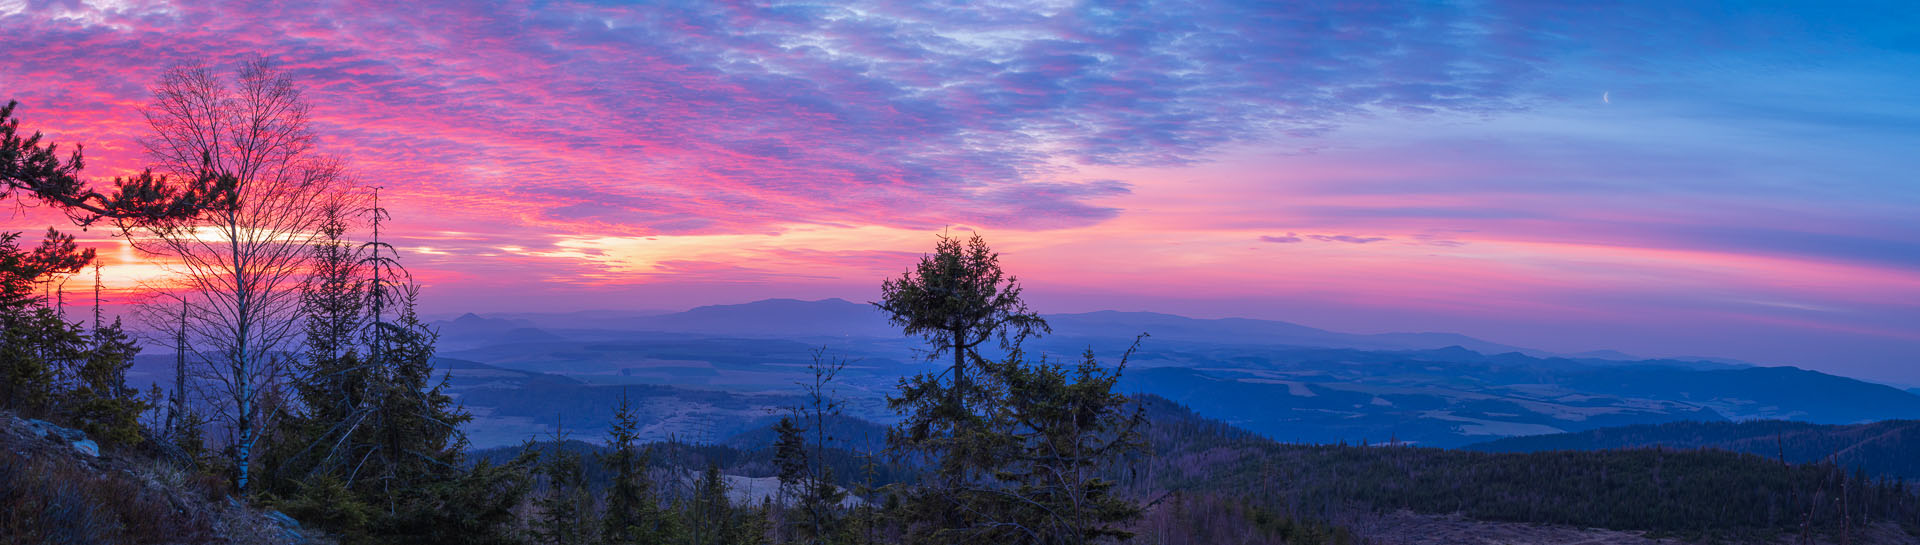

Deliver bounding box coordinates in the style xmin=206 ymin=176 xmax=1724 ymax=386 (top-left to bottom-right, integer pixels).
xmin=0 ymin=411 xmax=315 ymax=545
xmin=0 ymin=445 xmax=215 ymax=545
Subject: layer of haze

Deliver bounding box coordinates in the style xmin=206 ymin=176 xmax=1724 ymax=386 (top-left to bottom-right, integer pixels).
xmin=1 ymin=1 xmax=1916 ymax=383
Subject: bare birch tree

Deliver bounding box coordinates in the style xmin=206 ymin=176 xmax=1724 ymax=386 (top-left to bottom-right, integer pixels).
xmin=120 ymin=58 xmax=344 ymax=494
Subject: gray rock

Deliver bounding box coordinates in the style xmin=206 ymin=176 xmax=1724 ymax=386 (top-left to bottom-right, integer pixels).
xmin=26 ymin=419 xmax=85 ymax=443
xmin=71 ymin=439 xmax=99 ymax=457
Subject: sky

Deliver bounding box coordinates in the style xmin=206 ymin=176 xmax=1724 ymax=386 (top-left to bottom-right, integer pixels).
xmin=2 ymin=1 xmax=1917 ymax=383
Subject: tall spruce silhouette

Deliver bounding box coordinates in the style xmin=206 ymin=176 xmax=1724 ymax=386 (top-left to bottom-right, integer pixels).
xmin=874 ymin=232 xmax=1048 ymax=479
xmin=876 ymin=232 xmax=1147 ymax=544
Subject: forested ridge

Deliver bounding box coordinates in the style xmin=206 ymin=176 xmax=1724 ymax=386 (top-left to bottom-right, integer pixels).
xmin=1467 ymin=419 xmax=1920 ymax=480
xmin=462 ymin=393 xmax=1920 ymax=543
xmin=1137 ymin=396 xmax=1920 ymax=540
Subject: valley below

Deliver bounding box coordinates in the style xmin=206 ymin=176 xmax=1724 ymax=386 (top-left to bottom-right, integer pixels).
xmin=357 ymin=298 xmax=1920 ymax=451
xmin=116 ymin=297 xmax=1920 ymax=543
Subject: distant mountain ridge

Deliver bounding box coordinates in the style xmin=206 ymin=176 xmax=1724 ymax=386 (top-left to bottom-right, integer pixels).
xmin=1042 ymin=309 xmax=1544 ymax=355
xmin=450 ymin=297 xmax=1693 ymax=360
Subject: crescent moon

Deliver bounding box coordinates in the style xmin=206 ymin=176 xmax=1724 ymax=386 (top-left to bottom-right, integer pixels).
xmin=1603 ymin=91 xmax=1610 ymax=104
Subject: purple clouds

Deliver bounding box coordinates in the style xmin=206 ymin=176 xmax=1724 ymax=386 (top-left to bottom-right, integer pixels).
xmin=0 ymin=0 xmax=1559 ymax=237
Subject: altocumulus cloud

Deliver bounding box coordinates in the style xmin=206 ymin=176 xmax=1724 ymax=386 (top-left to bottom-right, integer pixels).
xmin=0 ymin=0 xmax=1554 ymax=236
xmin=1261 ymin=233 xmax=1390 ymax=244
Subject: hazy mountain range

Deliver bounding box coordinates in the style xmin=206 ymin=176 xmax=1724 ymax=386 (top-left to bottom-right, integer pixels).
xmin=436 ymin=298 xmax=1576 ymax=356
xmin=128 ymin=298 xmax=1920 ymax=450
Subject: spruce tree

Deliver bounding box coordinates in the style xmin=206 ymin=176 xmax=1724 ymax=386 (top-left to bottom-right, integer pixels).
xmin=0 ymin=307 xmax=58 ymax=414
xmin=603 ymin=390 xmax=673 ymax=544
xmin=66 ymin=316 xmax=147 ymax=446
xmin=1 ymin=97 xmax=230 ymax=429
xmin=265 ymin=200 xmax=377 ymax=529
xmin=688 ymin=463 xmax=735 ymax=545
xmin=0 ymin=230 xmax=89 ymax=414
xmin=270 ymin=196 xmax=529 ymax=544
xmin=876 ymin=233 xmax=1147 ymax=544
xmin=875 ymin=233 xmax=1045 ymax=542
xmin=875 ymin=232 xmax=1049 ymax=418
xmin=2 ymin=306 xmax=81 ymax=415
xmin=773 ymin=416 xmax=806 ymax=502
xmin=992 ymin=346 xmax=1148 ymax=544
xmin=531 ymin=418 xmax=595 ymax=545
xmin=295 ymin=202 xmax=369 ymax=441
xmin=364 ymin=290 xmax=528 ymax=545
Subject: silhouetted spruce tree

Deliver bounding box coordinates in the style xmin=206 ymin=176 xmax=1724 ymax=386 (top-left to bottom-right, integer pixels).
xmin=874 ymin=232 xmax=1049 ymax=420
xmin=838 ymin=448 xmax=889 ymax=545
xmin=990 ymin=345 xmax=1148 ymax=544
xmin=533 ymin=422 xmax=596 ymax=545
xmin=268 ymin=197 xmax=529 ymax=544
xmin=367 ymin=291 xmax=467 ymax=502
xmin=0 ymin=231 xmax=88 ymax=413
xmin=0 ymin=233 xmax=145 ymax=445
xmin=298 ymin=201 xmax=368 ymax=426
xmin=773 ymin=414 xmax=807 ymax=541
xmin=731 ymin=502 xmax=773 ymax=545
xmin=1 ymin=304 xmax=81 ymax=415
xmin=876 ymin=233 xmax=1150 ymax=544
xmin=264 ymin=200 xmax=369 ymax=500
xmin=602 ymin=390 xmax=675 ymax=544
xmin=875 ymin=233 xmax=1048 ymax=542
xmin=775 ymin=416 xmax=806 ymax=493
xmin=687 ymin=463 xmax=737 ymax=545
xmin=59 ymin=264 xmax=149 ymax=446
xmin=367 ymin=290 xmax=532 ymax=545
xmin=64 ymin=315 xmax=147 ymax=446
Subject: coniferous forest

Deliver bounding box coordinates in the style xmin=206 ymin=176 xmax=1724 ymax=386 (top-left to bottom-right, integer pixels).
xmin=5 ymin=13 xmax=1920 ymax=545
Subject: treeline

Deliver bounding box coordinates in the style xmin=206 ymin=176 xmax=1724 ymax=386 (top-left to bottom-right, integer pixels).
xmin=1466 ymin=419 xmax=1920 ymax=481
xmin=1135 ymin=396 xmax=1920 ymax=541
xmin=0 ymin=230 xmax=149 ymax=446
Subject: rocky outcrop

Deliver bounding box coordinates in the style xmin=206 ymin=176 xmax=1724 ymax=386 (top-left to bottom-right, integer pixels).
xmin=21 ymin=417 xmax=99 ymax=457
xmin=0 ymin=411 xmax=325 ymax=545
